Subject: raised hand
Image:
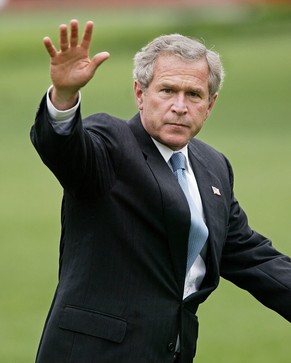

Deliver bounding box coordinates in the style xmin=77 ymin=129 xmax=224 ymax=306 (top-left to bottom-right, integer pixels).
xmin=43 ymin=19 xmax=110 ymax=110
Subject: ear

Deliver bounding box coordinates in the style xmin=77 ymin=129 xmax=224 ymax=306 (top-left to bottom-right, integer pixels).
xmin=205 ymin=93 xmax=218 ymax=119
xmin=134 ymin=80 xmax=144 ymax=110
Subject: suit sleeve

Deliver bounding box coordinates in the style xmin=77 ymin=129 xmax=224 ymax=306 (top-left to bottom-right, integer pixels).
xmin=30 ymin=95 xmax=119 ymax=198
xmin=220 ymin=157 xmax=291 ymax=322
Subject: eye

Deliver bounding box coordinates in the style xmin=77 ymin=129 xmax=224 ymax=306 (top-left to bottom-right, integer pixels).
xmin=162 ymin=88 xmax=173 ymax=94
xmin=188 ymin=91 xmax=200 ymax=98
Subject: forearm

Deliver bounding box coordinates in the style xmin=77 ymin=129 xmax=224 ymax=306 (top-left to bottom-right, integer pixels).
xmin=46 ymin=86 xmax=81 ymax=135
xmin=221 ymin=195 xmax=291 ymax=321
xmin=31 ymin=93 xmax=87 ymax=193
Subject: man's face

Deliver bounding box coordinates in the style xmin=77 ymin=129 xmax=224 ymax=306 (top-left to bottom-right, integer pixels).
xmin=134 ymin=54 xmax=217 ymax=151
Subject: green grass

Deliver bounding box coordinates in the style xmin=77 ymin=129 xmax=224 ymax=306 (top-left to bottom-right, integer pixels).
xmin=0 ymin=5 xmax=291 ymax=362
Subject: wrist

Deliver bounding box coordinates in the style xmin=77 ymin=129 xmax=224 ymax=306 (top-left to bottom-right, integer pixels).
xmin=50 ymin=87 xmax=79 ymax=110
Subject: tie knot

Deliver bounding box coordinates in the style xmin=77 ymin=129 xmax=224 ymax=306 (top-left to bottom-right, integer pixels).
xmin=170 ymin=152 xmax=186 ymax=173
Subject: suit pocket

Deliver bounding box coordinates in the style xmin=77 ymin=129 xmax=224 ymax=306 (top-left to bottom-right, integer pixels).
xmin=59 ymin=305 xmax=127 ymax=343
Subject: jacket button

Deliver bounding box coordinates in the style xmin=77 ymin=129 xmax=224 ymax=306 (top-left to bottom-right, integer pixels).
xmin=167 ymin=342 xmax=175 ymax=352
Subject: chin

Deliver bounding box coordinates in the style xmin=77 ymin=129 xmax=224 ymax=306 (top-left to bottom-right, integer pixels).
xmin=162 ymin=139 xmax=188 ymax=151
xmin=168 ymin=136 xmax=190 ymax=149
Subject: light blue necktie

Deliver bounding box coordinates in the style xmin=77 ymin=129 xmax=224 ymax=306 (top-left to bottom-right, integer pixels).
xmin=170 ymin=152 xmax=209 ymax=273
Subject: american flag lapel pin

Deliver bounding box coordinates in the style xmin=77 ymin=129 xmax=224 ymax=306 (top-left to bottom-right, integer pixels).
xmin=211 ymin=186 xmax=221 ymax=196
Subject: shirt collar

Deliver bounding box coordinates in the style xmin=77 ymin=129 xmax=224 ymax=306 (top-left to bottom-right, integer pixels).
xmin=151 ymin=138 xmax=190 ymax=171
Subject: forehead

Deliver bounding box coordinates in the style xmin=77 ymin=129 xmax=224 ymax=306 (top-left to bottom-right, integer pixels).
xmin=151 ymin=54 xmax=210 ymax=86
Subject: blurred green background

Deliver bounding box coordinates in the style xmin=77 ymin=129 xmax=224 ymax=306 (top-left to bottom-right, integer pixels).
xmin=0 ymin=3 xmax=291 ymax=362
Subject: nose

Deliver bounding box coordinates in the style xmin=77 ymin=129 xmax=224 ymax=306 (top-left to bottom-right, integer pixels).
xmin=171 ymin=93 xmax=187 ymax=115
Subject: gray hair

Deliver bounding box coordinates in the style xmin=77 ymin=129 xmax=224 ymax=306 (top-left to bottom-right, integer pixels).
xmin=133 ymin=34 xmax=225 ymax=98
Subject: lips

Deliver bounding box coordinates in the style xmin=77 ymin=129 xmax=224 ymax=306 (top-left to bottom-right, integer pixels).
xmin=166 ymin=122 xmax=189 ymax=128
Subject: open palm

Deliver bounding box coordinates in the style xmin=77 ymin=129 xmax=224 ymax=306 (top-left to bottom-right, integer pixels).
xmin=43 ymin=20 xmax=109 ymax=108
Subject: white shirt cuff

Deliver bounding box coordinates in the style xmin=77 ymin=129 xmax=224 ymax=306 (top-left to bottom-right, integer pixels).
xmin=46 ymin=85 xmax=81 ymax=123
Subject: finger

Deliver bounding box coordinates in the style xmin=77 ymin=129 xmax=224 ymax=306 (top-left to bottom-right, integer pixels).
xmin=80 ymin=21 xmax=94 ymax=50
xmin=70 ymin=19 xmax=79 ymax=48
xmin=59 ymin=24 xmax=69 ymax=52
xmin=43 ymin=36 xmax=58 ymax=58
xmin=89 ymin=51 xmax=110 ymax=73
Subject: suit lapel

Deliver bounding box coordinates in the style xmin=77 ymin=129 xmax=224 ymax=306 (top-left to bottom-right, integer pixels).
xmin=128 ymin=114 xmax=189 ymax=290
xmin=188 ymin=141 xmax=225 ymax=278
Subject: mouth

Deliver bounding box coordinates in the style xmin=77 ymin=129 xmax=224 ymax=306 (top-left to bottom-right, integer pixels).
xmin=166 ymin=122 xmax=189 ymax=129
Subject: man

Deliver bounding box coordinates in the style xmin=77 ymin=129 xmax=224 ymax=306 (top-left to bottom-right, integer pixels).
xmin=31 ymin=20 xmax=291 ymax=363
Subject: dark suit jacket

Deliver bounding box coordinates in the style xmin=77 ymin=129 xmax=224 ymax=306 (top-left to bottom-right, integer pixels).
xmin=31 ymin=96 xmax=291 ymax=363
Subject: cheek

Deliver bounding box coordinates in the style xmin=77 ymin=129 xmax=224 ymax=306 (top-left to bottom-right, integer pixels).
xmin=140 ymin=109 xmax=162 ymax=136
xmin=142 ymin=102 xmax=164 ymax=125
xmin=193 ymin=104 xmax=210 ymax=120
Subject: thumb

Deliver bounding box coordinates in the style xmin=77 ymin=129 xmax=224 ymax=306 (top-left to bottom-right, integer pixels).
xmin=90 ymin=51 xmax=110 ymax=73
